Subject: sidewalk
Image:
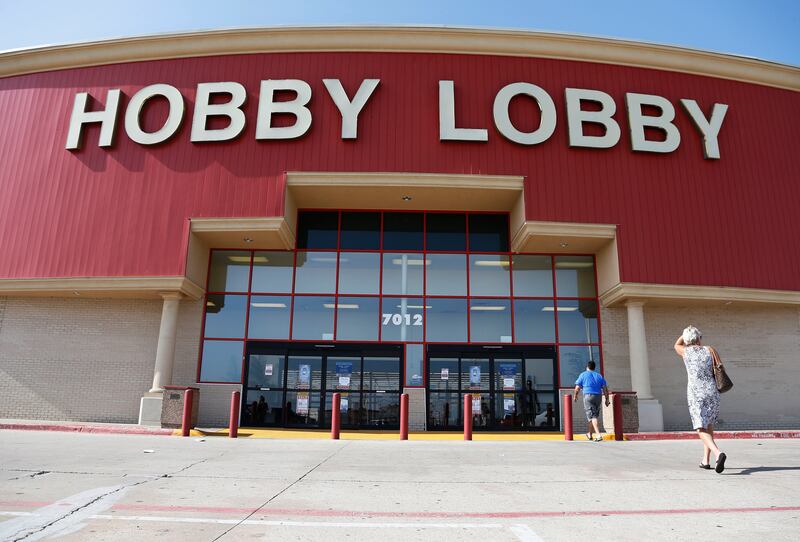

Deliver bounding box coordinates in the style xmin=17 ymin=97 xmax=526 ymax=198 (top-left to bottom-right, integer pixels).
xmin=2 ymin=419 xmax=798 ymax=440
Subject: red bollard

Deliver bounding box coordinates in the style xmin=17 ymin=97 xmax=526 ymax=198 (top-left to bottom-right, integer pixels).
xmin=563 ymin=393 xmax=573 ymax=441
xmin=229 ymin=391 xmax=240 ymax=438
xmin=463 ymin=394 xmax=473 ymax=441
xmin=181 ymin=388 xmax=193 ymax=437
xmin=331 ymin=393 xmax=341 ymax=440
xmin=612 ymin=393 xmax=624 ymax=441
xmin=400 ymin=393 xmax=409 ymax=440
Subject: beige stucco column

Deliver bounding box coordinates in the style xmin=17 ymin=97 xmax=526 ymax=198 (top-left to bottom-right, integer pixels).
xmin=139 ymin=292 xmax=182 ymax=425
xmin=626 ymin=301 xmax=664 ymax=431
xmin=149 ymin=292 xmax=183 ymax=392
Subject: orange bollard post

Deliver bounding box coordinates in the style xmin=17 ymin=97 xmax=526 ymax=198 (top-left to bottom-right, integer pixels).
xmin=400 ymin=393 xmax=409 ymax=440
xmin=563 ymin=393 xmax=573 ymax=441
xmin=612 ymin=393 xmax=624 ymax=441
xmin=229 ymin=390 xmax=240 ymax=438
xmin=331 ymin=393 xmax=341 ymax=440
xmin=181 ymin=388 xmax=193 ymax=437
xmin=463 ymin=394 xmax=473 ymax=441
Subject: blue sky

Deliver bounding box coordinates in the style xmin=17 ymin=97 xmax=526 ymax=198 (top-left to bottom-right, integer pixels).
xmin=1 ymin=0 xmax=798 ymax=65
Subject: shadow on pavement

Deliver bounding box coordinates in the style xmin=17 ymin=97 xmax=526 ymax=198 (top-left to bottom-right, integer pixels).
xmin=726 ymin=466 xmax=800 ymax=475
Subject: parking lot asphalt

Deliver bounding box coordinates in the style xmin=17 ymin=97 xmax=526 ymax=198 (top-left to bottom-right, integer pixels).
xmin=1 ymin=430 xmax=798 ymax=541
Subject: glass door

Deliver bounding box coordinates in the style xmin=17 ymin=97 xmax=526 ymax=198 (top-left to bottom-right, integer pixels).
xmin=242 ymin=352 xmax=285 ymax=427
xmin=285 ymin=354 xmax=324 ymax=427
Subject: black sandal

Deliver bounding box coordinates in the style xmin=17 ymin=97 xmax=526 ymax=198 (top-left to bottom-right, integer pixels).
xmin=698 ymin=463 xmax=711 ymax=470
xmin=715 ymin=453 xmax=727 ymax=473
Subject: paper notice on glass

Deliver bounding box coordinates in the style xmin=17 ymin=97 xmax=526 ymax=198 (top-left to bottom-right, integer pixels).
xmin=471 ymin=395 xmax=482 ymax=413
xmin=469 ymin=366 xmax=481 ymax=386
xmin=340 ymin=395 xmax=349 ymax=412
xmin=296 ymin=392 xmax=309 ymax=415
xmin=503 ymin=396 xmax=515 ymax=414
xmin=298 ymin=364 xmax=311 ymax=388
xmin=441 ymin=368 xmax=449 ymax=380
xmin=338 ymin=375 xmax=351 ymax=387
xmin=503 ymin=377 xmax=515 ymax=390
xmin=264 ymin=364 xmax=273 ymax=376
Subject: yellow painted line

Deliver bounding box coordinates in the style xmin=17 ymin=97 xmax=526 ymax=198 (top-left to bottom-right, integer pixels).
xmin=177 ymin=428 xmax=620 ymax=441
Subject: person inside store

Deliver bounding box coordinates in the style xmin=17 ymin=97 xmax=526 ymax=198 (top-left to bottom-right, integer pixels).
xmin=522 ymin=378 xmax=538 ymax=427
xmin=573 ymin=361 xmax=610 ymax=441
xmin=674 ymin=325 xmax=727 ymax=473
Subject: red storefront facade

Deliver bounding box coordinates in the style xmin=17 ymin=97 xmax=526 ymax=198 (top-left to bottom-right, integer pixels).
xmin=1 ymin=27 xmax=798 ymax=431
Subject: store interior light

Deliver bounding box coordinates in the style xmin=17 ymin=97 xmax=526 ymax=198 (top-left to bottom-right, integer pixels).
xmin=310 ymin=257 xmax=340 ymax=263
xmin=323 ymin=303 xmax=360 ymax=309
xmin=554 ymin=261 xmax=594 ymax=268
xmin=398 ymin=305 xmax=432 ymax=309
xmin=252 ymin=256 xmax=269 ymax=263
xmin=206 ymin=301 xmax=216 ymax=307
xmin=541 ymin=306 xmax=579 ymax=311
xmin=470 ymin=305 xmax=507 ymax=311
xmin=391 ymin=258 xmax=430 ymax=266
xmin=473 ymin=260 xmax=510 ymax=267
xmin=227 ymin=256 xmax=252 ymax=263
xmin=250 ymin=302 xmax=286 ymax=308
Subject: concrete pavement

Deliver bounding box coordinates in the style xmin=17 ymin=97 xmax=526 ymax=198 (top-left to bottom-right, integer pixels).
xmin=0 ymin=430 xmax=798 ymax=541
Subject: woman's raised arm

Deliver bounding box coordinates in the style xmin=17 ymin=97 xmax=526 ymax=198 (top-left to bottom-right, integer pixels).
xmin=674 ymin=335 xmax=686 ymax=357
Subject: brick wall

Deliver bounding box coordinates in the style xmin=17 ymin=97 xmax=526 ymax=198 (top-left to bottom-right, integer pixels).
xmin=600 ymin=303 xmax=800 ymax=431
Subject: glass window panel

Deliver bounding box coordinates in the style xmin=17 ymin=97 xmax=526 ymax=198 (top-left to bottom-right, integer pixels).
xmin=325 ymin=356 xmax=362 ymax=391
xmin=247 ymin=296 xmax=291 ymax=339
xmin=381 ymin=253 xmax=424 ymax=295
xmin=464 ymin=392 xmax=491 ymax=428
xmin=512 ymin=255 xmax=553 ymax=297
xmin=291 ymin=296 xmax=335 ymax=340
xmin=203 ymin=294 xmax=247 ymax=338
xmin=246 ymin=354 xmax=285 ymax=389
xmin=534 ymin=392 xmax=558 ymax=429
xmin=425 ymin=298 xmax=468 ymax=342
xmin=208 ymin=251 xmax=250 ymax=292
xmin=426 ymin=254 xmax=467 ymax=295
xmin=494 ymin=392 xmax=523 ymax=429
xmin=251 ymin=251 xmax=294 ymax=293
xmin=513 ymin=299 xmax=556 ymax=343
xmin=469 ymin=254 xmax=510 ymax=296
xmin=338 ymin=252 xmax=380 ymax=294
xmin=324 ymin=392 xmax=362 ymax=428
xmin=242 ymin=390 xmax=283 ymax=426
xmin=469 ymin=298 xmax=512 ymax=343
xmin=284 ymin=390 xmax=322 ymax=426
xmin=340 ymin=212 xmax=380 ymax=250
xmin=383 ymin=212 xmax=423 ymax=250
xmin=428 ymin=357 xmax=460 ymax=391
xmin=559 ymin=346 xmax=601 ymax=387
xmin=555 ymin=256 xmax=597 ymax=297
xmin=362 ymin=356 xmax=401 ymax=391
xmin=428 ymin=392 xmax=460 ymax=427
xmin=426 ymin=213 xmax=466 ymax=251
xmin=524 ymin=357 xmax=555 ymax=390
xmin=286 ymin=355 xmax=323 ymax=389
xmin=297 ymin=211 xmax=338 ymax=249
xmin=336 ymin=297 xmax=379 ymax=341
xmin=361 ymin=393 xmax=400 ymax=428
xmin=518 ymin=384 xmax=541 ymax=429
xmin=468 ymin=214 xmax=509 ymax=252
xmin=200 ymin=340 xmax=243 ymax=382
xmin=556 ymin=300 xmax=599 ymax=343
xmin=461 ymin=358 xmax=490 ymax=390
xmin=381 ymin=297 xmax=424 ymax=342
xmin=294 ymin=251 xmax=337 ymax=293
xmin=404 ymin=343 xmax=424 ymax=387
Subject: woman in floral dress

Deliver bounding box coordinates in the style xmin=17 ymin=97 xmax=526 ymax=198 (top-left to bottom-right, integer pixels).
xmin=674 ymin=325 xmax=727 ymax=473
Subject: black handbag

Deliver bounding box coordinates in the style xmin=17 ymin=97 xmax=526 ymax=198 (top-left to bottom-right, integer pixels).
xmin=710 ymin=348 xmax=733 ymax=393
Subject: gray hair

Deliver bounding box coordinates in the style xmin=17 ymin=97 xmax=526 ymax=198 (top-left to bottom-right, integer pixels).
xmin=682 ymin=325 xmax=702 ymax=345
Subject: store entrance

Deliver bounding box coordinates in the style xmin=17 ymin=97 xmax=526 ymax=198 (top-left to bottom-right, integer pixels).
xmin=426 ymin=345 xmax=558 ymax=431
xmin=241 ymin=342 xmax=403 ymax=429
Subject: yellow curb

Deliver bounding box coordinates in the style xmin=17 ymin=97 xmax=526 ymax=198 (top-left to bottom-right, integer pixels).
xmin=176 ymin=428 xmax=621 ymax=441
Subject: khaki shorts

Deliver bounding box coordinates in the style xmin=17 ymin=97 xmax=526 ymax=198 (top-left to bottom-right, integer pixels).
xmin=583 ymin=394 xmax=602 ymax=420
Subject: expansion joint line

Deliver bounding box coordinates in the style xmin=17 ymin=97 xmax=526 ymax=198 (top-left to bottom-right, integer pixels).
xmin=212 ymin=441 xmax=352 ymax=541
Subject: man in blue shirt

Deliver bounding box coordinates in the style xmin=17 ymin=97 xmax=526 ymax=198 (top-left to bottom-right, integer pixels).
xmin=573 ymin=361 xmax=610 ymax=441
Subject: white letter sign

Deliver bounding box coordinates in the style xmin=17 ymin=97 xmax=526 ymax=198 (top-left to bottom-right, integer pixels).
xmin=679 ymin=99 xmax=728 ymax=159
xmin=124 ymin=84 xmax=185 ymax=145
xmin=65 ymin=89 xmax=121 ymax=150
xmin=323 ymin=79 xmax=380 ymax=139
xmin=191 ymin=82 xmax=247 ymax=142
xmin=438 ymin=80 xmax=488 ymax=142
xmin=256 ymin=79 xmax=312 ymax=140
xmin=565 ymin=88 xmax=621 ymax=149
xmin=625 ymin=92 xmax=681 ymax=154
xmin=493 ymin=82 xmax=557 ymax=145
